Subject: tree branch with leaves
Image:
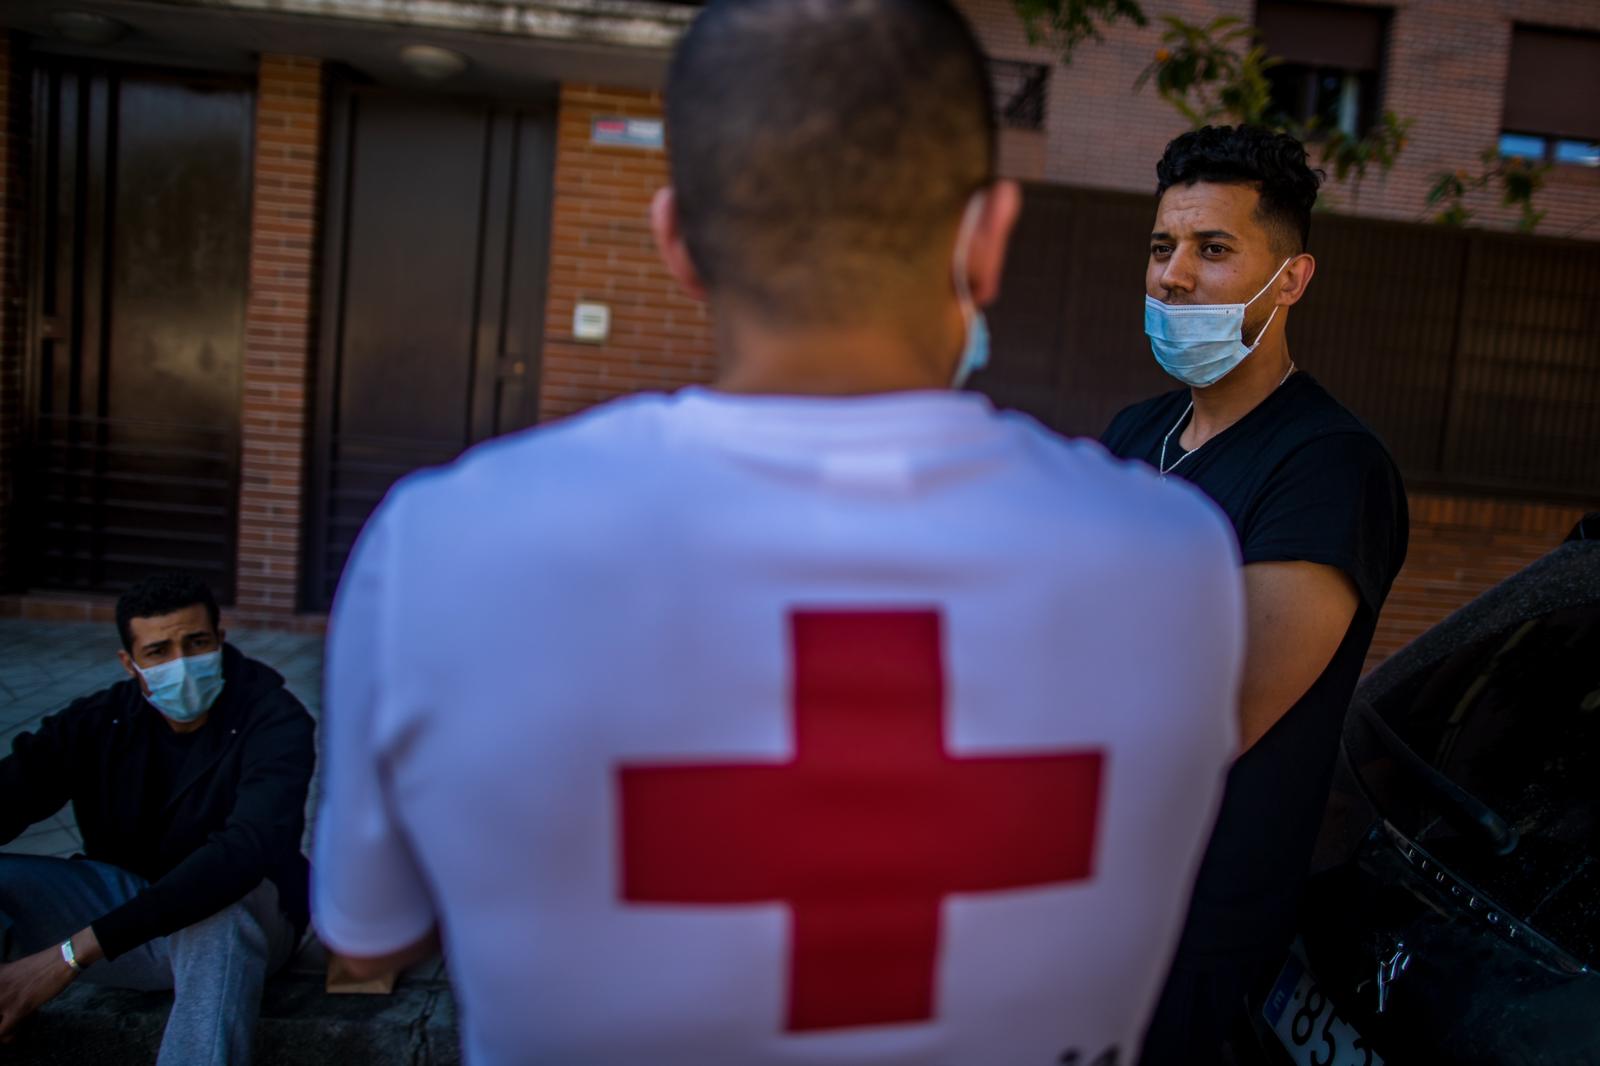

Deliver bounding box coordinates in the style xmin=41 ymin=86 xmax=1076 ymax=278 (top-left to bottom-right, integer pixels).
xmin=1132 ymin=16 xmax=1275 ymax=127
xmin=1129 ymin=15 xmax=1410 ymax=209
xmin=1012 ymin=0 xmax=1542 ymax=231
xmin=1012 ymin=0 xmax=1147 ymax=59
xmin=1427 ymin=149 xmax=1549 ymax=232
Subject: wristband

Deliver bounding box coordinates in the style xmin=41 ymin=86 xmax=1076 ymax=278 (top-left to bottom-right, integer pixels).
xmin=60 ymin=938 xmax=82 ymax=973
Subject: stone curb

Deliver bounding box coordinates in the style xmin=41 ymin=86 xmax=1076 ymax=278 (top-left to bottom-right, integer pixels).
xmin=9 ymin=970 xmax=459 ymax=1064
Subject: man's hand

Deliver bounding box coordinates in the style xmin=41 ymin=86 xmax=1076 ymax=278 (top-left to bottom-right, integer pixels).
xmin=0 ymin=945 xmax=77 ymax=1043
xmin=330 ymin=926 xmax=442 ymax=983
xmin=1238 ymin=561 xmax=1360 ymax=752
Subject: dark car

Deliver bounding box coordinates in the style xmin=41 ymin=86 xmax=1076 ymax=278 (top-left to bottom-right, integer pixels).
xmin=1247 ymin=513 xmax=1600 ymax=1066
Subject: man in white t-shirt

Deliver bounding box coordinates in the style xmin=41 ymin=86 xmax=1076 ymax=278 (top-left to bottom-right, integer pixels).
xmin=313 ymin=1 xmax=1246 ymax=1063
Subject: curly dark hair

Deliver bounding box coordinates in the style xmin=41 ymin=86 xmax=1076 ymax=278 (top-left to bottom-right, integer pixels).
xmin=1155 ymin=125 xmax=1323 ymax=255
xmin=116 ymin=572 xmax=220 ymax=652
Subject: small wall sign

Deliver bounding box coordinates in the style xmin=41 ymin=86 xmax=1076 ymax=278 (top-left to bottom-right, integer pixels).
xmin=574 ymin=302 xmax=611 ymax=343
xmin=591 ymin=117 xmax=664 ymax=150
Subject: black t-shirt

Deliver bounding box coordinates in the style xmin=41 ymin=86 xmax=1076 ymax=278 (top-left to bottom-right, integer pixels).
xmin=141 ymin=715 xmax=205 ymax=857
xmin=1101 ymin=372 xmax=1409 ymax=959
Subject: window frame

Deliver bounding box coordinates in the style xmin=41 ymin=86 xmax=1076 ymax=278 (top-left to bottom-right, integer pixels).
xmin=1254 ymin=1 xmax=1392 ymax=139
xmin=1498 ymin=130 xmax=1600 ymax=170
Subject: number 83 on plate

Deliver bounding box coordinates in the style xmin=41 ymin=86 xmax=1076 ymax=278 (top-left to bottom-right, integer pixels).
xmin=1263 ymin=952 xmax=1383 ymax=1066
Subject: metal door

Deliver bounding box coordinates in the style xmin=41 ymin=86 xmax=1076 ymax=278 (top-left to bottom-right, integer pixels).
xmin=305 ymin=84 xmax=555 ymax=609
xmin=26 ymin=61 xmax=253 ymax=598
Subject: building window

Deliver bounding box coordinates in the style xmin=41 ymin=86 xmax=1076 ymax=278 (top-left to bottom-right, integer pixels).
xmin=990 ymin=60 xmax=1050 ymax=132
xmin=1255 ymin=1 xmax=1389 ymax=138
xmin=1501 ymin=26 xmax=1600 ymax=168
xmin=1499 ymin=132 xmax=1600 ymax=169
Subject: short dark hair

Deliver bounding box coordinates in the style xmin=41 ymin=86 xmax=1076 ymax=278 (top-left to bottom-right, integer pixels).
xmin=116 ymin=572 xmax=220 ymax=652
xmin=1155 ymin=125 xmax=1322 ymax=255
xmin=665 ymin=0 xmax=995 ymax=324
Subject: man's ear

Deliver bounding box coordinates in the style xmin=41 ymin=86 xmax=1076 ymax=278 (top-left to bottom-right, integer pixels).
xmin=650 ymin=187 xmax=708 ymax=303
xmin=1278 ymin=253 xmax=1316 ymax=308
xmin=118 ymin=649 xmax=148 ymax=695
xmin=968 ymin=180 xmax=1023 ymax=309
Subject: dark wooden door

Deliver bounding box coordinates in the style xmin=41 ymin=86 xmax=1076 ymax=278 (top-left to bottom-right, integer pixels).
xmin=26 ymin=61 xmax=253 ymax=598
xmin=305 ymin=85 xmax=555 ymax=609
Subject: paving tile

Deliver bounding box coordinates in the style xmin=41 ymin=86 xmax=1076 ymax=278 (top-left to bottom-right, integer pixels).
xmin=9 ymin=826 xmax=83 ymax=859
xmin=30 ymin=682 xmax=110 ymax=714
xmin=0 ymin=715 xmax=47 ymax=745
xmin=3 ymin=667 xmax=46 ymax=689
xmin=8 ymin=701 xmax=49 ymax=722
xmin=16 ymin=806 xmax=71 ymax=835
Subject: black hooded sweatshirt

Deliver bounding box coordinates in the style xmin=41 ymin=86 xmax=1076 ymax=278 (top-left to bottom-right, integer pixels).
xmin=0 ymin=644 xmax=315 ymax=960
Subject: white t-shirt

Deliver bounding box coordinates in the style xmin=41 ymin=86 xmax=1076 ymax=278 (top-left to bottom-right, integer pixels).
xmin=315 ymin=387 xmax=1244 ymax=1066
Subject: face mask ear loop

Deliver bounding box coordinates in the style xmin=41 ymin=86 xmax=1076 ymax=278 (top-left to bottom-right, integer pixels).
xmin=1244 ymin=303 xmax=1281 ymax=354
xmin=1240 ymin=257 xmax=1292 ymax=351
xmin=952 ymin=195 xmax=985 ymax=324
xmin=1244 ymin=257 xmax=1293 ymax=309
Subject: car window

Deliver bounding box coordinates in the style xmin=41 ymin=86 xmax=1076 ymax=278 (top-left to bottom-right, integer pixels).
xmin=1354 ymin=605 xmax=1600 ymax=966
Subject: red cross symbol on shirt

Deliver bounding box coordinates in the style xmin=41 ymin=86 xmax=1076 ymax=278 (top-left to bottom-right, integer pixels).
xmin=618 ymin=610 xmax=1105 ymax=1032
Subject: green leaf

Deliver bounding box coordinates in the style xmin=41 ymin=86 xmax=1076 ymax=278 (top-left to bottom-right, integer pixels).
xmin=1014 ymin=0 xmax=1150 ymax=63
xmin=1425 ymin=172 xmax=1460 ymax=205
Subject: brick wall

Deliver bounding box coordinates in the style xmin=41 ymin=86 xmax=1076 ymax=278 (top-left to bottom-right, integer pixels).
xmin=960 ymin=0 xmax=1247 ymax=191
xmin=0 ymin=34 xmax=24 ymax=591
xmin=539 ymin=85 xmax=713 ymax=423
xmin=959 ymin=0 xmax=1600 ymax=241
xmin=1361 ymin=0 xmax=1600 ymax=239
xmin=234 ymin=55 xmax=323 ymax=622
xmin=1365 ymin=491 xmax=1590 ymax=672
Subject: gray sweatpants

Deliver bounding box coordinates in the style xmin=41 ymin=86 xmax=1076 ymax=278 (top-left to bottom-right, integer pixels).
xmin=0 ymin=853 xmax=299 ymax=1066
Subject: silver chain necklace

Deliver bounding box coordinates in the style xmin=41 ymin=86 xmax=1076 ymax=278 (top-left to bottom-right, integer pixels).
xmin=1159 ymin=363 xmax=1297 ymax=479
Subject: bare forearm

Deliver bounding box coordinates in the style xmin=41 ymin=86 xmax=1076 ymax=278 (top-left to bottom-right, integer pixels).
xmin=0 ymin=932 xmax=96 ymax=1040
xmin=1238 ymin=561 xmax=1360 ymax=752
xmin=70 ymin=926 xmax=104 ymax=969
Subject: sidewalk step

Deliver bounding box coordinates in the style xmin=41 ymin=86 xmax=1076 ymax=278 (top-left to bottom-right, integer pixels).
xmin=12 ymin=971 xmax=459 ymax=1065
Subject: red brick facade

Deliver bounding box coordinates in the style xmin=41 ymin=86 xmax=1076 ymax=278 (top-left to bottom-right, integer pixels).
xmin=963 ymin=0 xmax=1222 ymax=187
xmin=0 ymin=14 xmax=1589 ymax=653
xmin=234 ymin=56 xmax=324 ymax=625
xmin=0 ymin=34 xmax=23 ymax=592
xmin=540 ymin=85 xmax=712 ymax=422
xmin=1366 ymin=492 xmax=1588 ymax=670
xmin=960 ymin=0 xmax=1600 ymax=240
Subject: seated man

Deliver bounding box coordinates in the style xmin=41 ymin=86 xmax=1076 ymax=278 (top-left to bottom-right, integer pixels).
xmin=0 ymin=572 xmax=315 ymax=1064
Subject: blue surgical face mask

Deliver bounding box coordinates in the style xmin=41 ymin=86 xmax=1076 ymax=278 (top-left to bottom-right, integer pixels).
xmin=138 ymin=649 xmax=225 ymax=723
xmin=1144 ymin=258 xmax=1292 ymax=388
xmin=951 ymin=194 xmax=991 ymax=389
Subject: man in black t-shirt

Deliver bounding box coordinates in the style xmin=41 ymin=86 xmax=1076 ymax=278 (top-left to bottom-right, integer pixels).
xmin=1100 ymin=126 xmax=1409 ymax=1064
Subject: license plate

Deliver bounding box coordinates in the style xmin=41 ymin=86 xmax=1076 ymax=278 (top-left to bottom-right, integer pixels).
xmin=1262 ymin=952 xmax=1384 ymax=1066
